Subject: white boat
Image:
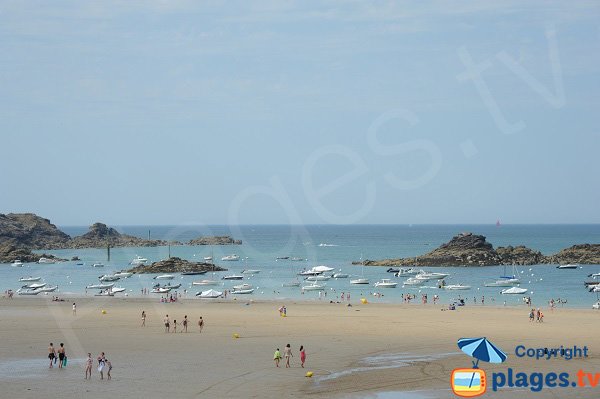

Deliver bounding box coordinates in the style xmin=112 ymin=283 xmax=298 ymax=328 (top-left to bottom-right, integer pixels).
xmin=332 ymin=273 xmax=349 ymax=278
xmin=35 ymin=285 xmax=58 ymax=293
xmin=484 ymin=278 xmax=520 ymax=287
xmin=222 ymin=275 xmax=244 ymax=280
xmin=557 ymin=264 xmax=579 ymax=269
xmin=395 ymin=268 xmax=419 ymax=277
xmin=282 ymin=281 xmax=301 ymax=287
xmin=38 ymin=257 xmax=55 ymax=264
xmin=221 ymin=255 xmax=240 ymax=261
xmin=162 ymin=283 xmax=181 ymax=290
xmin=415 ymin=272 xmax=450 ymax=281
xmin=298 ymin=270 xmax=322 ymax=276
xmin=307 ymin=275 xmax=331 ymax=281
xmin=151 ymin=287 xmax=171 ymax=293
xmin=444 ymin=284 xmax=472 ymax=290
xmin=86 ymin=283 xmax=115 ymax=290
xmin=501 ymin=287 xmax=528 ymax=295
xmin=403 ymin=278 xmax=424 ymax=286
xmin=312 ymin=265 xmax=335 ymax=273
xmin=110 ymin=287 xmax=126 ymax=293
xmin=192 ymin=280 xmax=220 ymax=286
xmin=291 ymin=257 xmax=306 ymax=261
xmin=11 ymin=260 xmax=24 ymax=267
xmin=231 ymin=288 xmax=254 ymax=294
xmin=22 ymin=283 xmax=46 ymax=289
xmin=95 ymin=291 xmax=114 ymax=297
xmin=242 ymin=269 xmax=261 ymax=274
xmin=92 ymin=263 xmax=104 ymax=268
xmin=374 ymin=279 xmax=397 ymax=288
xmin=302 ymin=283 xmax=325 ymax=291
xmin=99 ymin=275 xmax=120 ymax=282
xmin=154 ymin=274 xmax=175 ymax=280
xmin=113 ymin=271 xmax=133 ymax=278
xmin=232 ymin=283 xmax=253 ymax=290
xmin=17 ymin=289 xmax=41 ymax=295
xmin=19 ymin=276 xmax=42 ymax=282
xmin=203 ymin=256 xmax=213 ymax=261
xmin=350 ymin=278 xmax=370 ymax=285
xmin=588 ymin=273 xmax=600 ymax=279
xmin=593 ymin=301 xmax=600 ymax=310
xmin=130 ymin=256 xmax=148 ymax=265
xmin=197 ymin=289 xmax=223 ymax=298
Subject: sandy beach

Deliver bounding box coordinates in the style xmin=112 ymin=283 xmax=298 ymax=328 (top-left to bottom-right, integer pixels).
xmin=1 ymin=296 xmax=599 ymax=399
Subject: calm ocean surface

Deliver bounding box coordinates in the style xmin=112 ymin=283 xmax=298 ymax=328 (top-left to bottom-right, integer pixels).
xmin=2 ymin=225 xmax=599 ymax=307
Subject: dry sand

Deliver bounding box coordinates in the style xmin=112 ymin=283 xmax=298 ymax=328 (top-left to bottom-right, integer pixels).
xmin=1 ymin=296 xmax=599 ymax=399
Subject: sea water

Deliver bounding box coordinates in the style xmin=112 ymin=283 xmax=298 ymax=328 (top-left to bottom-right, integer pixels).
xmin=1 ymin=225 xmax=599 ymax=307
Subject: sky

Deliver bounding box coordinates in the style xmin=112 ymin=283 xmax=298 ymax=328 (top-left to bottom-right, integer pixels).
xmin=0 ymin=1 xmax=599 ymax=226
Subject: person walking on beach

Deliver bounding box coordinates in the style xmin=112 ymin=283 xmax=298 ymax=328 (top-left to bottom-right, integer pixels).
xmin=529 ymin=308 xmax=535 ymax=322
xmin=182 ymin=315 xmax=188 ymax=333
xmin=72 ymin=302 xmax=76 ymax=315
xmin=273 ymin=348 xmax=282 ymax=367
xmin=57 ymin=343 xmax=66 ymax=369
xmin=141 ymin=310 xmax=146 ymax=327
xmin=198 ymin=316 xmax=204 ymax=333
xmin=48 ymin=343 xmax=56 ymax=368
xmin=85 ymin=353 xmax=93 ymax=379
xmin=105 ymin=358 xmax=112 ymax=380
xmin=284 ymin=344 xmax=293 ymax=368
xmin=164 ymin=315 xmax=170 ymax=333
xmin=97 ymin=352 xmax=106 ymax=380
xmin=299 ymin=345 xmax=306 ymax=368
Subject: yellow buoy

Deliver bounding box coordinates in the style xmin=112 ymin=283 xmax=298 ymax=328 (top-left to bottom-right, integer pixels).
xmin=101 ymin=310 xmax=107 ymax=314
xmin=305 ymin=371 xmax=313 ymax=378
xmin=360 ymin=298 xmax=368 ymax=304
xmin=233 ymin=333 xmax=240 ymax=339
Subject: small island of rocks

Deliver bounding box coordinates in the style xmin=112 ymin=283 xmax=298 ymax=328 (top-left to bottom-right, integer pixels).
xmin=127 ymin=257 xmax=227 ymax=274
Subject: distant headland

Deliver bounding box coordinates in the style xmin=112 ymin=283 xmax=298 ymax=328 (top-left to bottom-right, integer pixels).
xmin=0 ymin=213 xmax=241 ymax=263
xmin=354 ymin=232 xmax=600 ymax=267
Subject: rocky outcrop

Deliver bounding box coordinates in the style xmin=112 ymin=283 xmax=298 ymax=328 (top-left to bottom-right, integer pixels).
xmin=68 ymin=223 xmax=175 ymax=249
xmin=127 ymin=257 xmax=227 ymax=274
xmin=188 ymin=236 xmax=242 ymax=245
xmin=0 ymin=213 xmax=71 ymax=250
xmin=356 ymin=232 xmax=552 ymax=267
xmin=0 ymin=244 xmax=65 ymax=264
xmin=546 ymin=244 xmax=600 ymax=265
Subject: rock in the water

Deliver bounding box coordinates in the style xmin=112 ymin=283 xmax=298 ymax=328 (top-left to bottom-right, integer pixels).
xmin=0 ymin=244 xmax=65 ymax=263
xmin=0 ymin=213 xmax=71 ymax=250
xmin=127 ymin=257 xmax=227 ymax=274
xmin=188 ymin=236 xmax=242 ymax=245
xmin=69 ymin=223 xmax=176 ymax=249
xmin=546 ymin=244 xmax=600 ymax=265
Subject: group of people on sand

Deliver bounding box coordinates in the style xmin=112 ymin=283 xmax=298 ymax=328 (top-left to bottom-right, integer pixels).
xmin=162 ymin=313 xmax=204 ymax=333
xmin=273 ymin=344 xmax=306 ymax=368
xmin=85 ymin=351 xmax=112 ymax=380
xmin=47 ymin=343 xmax=67 ymax=369
xmin=529 ymin=308 xmax=544 ymax=323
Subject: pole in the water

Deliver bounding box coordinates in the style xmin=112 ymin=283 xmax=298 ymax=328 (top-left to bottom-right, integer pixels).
xmin=168 ymin=244 xmax=171 ymax=259
xmin=107 ymin=244 xmax=111 ymax=262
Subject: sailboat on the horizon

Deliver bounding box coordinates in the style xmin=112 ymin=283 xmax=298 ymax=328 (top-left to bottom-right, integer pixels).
xmin=496 ymin=219 xmax=501 ymax=227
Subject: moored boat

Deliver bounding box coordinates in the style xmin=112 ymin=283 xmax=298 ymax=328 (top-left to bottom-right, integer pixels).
xmin=557 ymin=264 xmax=579 ymax=269
xmin=231 ymin=288 xmax=255 ymax=294
xmin=38 ymin=257 xmax=55 ymax=264
xmin=444 ymin=284 xmax=472 ymax=290
xmin=86 ymin=283 xmax=115 ymax=290
xmin=301 ymin=283 xmax=325 ymax=291
xmin=192 ymin=280 xmax=220 ymax=286
xmin=154 ymin=274 xmax=175 ymax=280
xmin=374 ymin=279 xmax=397 ymax=288
xmin=11 ymin=260 xmax=24 ymax=267
xmin=19 ymin=276 xmax=42 ymax=282
xmin=221 ymin=255 xmax=240 ymax=261
xmin=501 ymin=287 xmax=528 ymax=295
xmin=222 ymin=275 xmax=244 ymax=280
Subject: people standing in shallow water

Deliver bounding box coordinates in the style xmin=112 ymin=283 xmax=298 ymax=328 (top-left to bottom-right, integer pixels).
xmin=48 ymin=343 xmax=56 ymax=368
xmin=284 ymin=344 xmax=293 ymax=368
xmin=85 ymin=353 xmax=93 ymax=379
xmin=299 ymin=345 xmax=306 ymax=368
xmin=57 ymin=343 xmax=66 ymax=369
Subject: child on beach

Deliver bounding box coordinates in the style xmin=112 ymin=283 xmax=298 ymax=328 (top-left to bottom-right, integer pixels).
xmin=85 ymin=353 xmax=93 ymax=379
xmin=274 ymin=348 xmax=282 ymax=367
xmin=48 ymin=343 xmax=56 ymax=368
xmin=198 ymin=316 xmax=204 ymax=333
xmin=299 ymin=346 xmax=306 ymax=368
xmin=284 ymin=344 xmax=293 ymax=368
xmin=182 ymin=315 xmax=188 ymax=332
xmin=173 ymin=319 xmax=178 ymax=333
xmin=97 ymin=352 xmax=106 ymax=380
xmin=529 ymin=308 xmax=535 ymax=322
xmin=105 ymin=359 xmax=112 ymax=380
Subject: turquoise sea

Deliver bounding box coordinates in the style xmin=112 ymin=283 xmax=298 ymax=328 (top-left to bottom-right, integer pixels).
xmin=2 ymin=225 xmax=599 ymax=307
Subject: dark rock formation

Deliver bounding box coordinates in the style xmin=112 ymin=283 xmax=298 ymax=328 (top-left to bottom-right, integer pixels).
xmin=0 ymin=244 xmax=65 ymax=263
xmin=69 ymin=223 xmax=176 ymax=249
xmin=127 ymin=257 xmax=227 ymax=274
xmin=0 ymin=213 xmax=71 ymax=250
xmin=546 ymin=244 xmax=600 ymax=265
xmin=188 ymin=236 xmax=242 ymax=245
xmin=355 ymin=232 xmax=553 ymax=267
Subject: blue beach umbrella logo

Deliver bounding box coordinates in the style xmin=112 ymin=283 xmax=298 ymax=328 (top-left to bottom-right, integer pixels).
xmin=451 ymin=337 xmax=507 ymax=397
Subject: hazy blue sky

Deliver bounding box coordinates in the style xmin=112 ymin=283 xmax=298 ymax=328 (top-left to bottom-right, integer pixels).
xmin=1 ymin=1 xmax=599 ymax=225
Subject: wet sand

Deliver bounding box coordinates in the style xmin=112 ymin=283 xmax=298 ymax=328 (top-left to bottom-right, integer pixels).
xmin=1 ymin=297 xmax=599 ymax=398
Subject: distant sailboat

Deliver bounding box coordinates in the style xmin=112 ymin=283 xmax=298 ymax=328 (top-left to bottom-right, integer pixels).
xmin=496 ymin=219 xmax=501 ymax=227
